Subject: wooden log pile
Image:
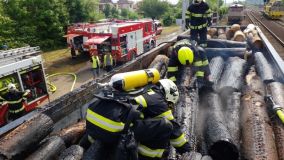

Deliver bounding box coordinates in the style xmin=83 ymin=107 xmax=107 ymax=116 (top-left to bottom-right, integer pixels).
xmin=241 ymin=67 xmax=279 ymax=160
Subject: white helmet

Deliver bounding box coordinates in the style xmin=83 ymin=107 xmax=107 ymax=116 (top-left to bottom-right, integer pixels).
xmin=158 ymin=79 xmax=179 ymax=104
xmin=7 ymin=83 xmax=16 ymax=91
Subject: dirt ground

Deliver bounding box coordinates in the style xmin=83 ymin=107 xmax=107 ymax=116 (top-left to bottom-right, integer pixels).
xmin=42 ymin=25 xmax=183 ymax=102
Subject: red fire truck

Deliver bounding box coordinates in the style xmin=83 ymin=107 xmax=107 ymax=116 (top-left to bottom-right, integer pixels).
xmin=0 ymin=47 xmax=49 ymax=126
xmin=65 ymin=19 xmax=157 ymax=62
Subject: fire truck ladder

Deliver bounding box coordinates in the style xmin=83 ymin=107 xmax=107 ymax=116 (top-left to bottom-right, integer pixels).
xmin=0 ymin=46 xmax=41 ymax=65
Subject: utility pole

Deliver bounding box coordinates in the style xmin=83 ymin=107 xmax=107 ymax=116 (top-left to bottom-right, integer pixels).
xmin=182 ymin=0 xmax=189 ymax=31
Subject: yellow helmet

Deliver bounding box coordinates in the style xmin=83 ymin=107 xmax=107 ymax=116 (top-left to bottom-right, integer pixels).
xmin=177 ymin=47 xmax=194 ymax=65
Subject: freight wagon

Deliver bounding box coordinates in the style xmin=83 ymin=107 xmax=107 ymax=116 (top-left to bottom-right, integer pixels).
xmin=1 ymin=25 xmax=284 ymax=160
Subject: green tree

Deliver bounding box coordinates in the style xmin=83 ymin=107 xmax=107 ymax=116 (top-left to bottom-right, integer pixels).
xmin=111 ymin=7 xmax=119 ymax=18
xmin=162 ymin=12 xmax=175 ymax=26
xmin=103 ymin=4 xmax=112 ymax=18
xmin=2 ymin=0 xmax=69 ymax=50
xmin=121 ymin=8 xmax=129 ymax=18
xmin=66 ymin=0 xmax=87 ymax=23
xmin=138 ymin=0 xmax=169 ymax=19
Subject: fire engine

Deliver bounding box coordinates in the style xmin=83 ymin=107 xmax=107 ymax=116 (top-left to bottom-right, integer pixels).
xmin=65 ymin=19 xmax=157 ymax=62
xmin=0 ymin=46 xmax=49 ymax=126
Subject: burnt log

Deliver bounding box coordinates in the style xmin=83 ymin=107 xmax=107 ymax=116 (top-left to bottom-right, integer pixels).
xmin=0 ymin=113 xmax=53 ymax=159
xmin=226 ymin=29 xmax=235 ymax=40
xmin=26 ymin=136 xmax=66 ymax=160
xmin=218 ymin=57 xmax=247 ymax=93
xmin=231 ymin=24 xmax=241 ymax=32
xmin=207 ymin=39 xmax=247 ymax=48
xmin=217 ymin=34 xmax=227 ymax=40
xmin=254 ymin=52 xmax=274 ymax=83
xmin=267 ymin=82 xmax=284 ymax=160
xmin=247 ymin=32 xmax=263 ymax=50
xmin=224 ymin=92 xmax=241 ymax=149
xmin=58 ymin=145 xmax=84 ymax=160
xmin=241 ymin=67 xmax=279 ymax=160
xmin=180 ymin=152 xmax=202 ymax=160
xmin=208 ymin=28 xmax=217 ymax=38
xmin=148 ymin=54 xmax=169 ymax=78
xmin=205 ymin=48 xmax=248 ymax=59
xmin=201 ymin=155 xmax=213 ymax=160
xmin=52 ymin=120 xmax=86 ymax=147
xmin=204 ymin=92 xmax=239 ymax=160
xmin=209 ymin=56 xmax=224 ymax=90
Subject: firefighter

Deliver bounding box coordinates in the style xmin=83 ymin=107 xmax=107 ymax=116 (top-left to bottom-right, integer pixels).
xmin=90 ymin=54 xmax=101 ymax=79
xmin=167 ymin=39 xmax=212 ymax=86
xmin=103 ymin=52 xmax=114 ymax=72
xmin=82 ymin=79 xmax=183 ymax=160
xmin=70 ymin=39 xmax=77 ymax=58
xmin=186 ymin=0 xmax=212 ymax=47
xmin=133 ymin=79 xmax=190 ymax=159
xmin=0 ymin=83 xmax=30 ymax=121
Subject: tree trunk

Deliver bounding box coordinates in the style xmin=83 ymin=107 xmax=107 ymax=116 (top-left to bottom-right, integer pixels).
xmin=52 ymin=120 xmax=86 ymax=147
xmin=204 ymin=92 xmax=239 ymax=160
xmin=148 ymin=55 xmax=169 ymax=78
xmin=218 ymin=57 xmax=247 ymax=93
xmin=209 ymin=56 xmax=225 ymax=90
xmin=241 ymin=67 xmax=279 ymax=160
xmin=205 ymin=48 xmax=248 ymax=59
xmin=207 ymin=39 xmax=247 ymax=48
xmin=0 ymin=113 xmax=53 ymax=159
xmin=180 ymin=152 xmax=202 ymax=160
xmin=58 ymin=145 xmax=84 ymax=160
xmin=233 ymin=30 xmax=245 ymax=42
xmin=254 ymin=52 xmax=274 ymax=83
xmin=26 ymin=136 xmax=66 ymax=160
xmin=201 ymin=155 xmax=213 ymax=160
xmin=267 ymin=82 xmax=284 ymax=160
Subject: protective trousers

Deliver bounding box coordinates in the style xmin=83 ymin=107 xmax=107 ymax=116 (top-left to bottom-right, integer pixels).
xmin=190 ymin=27 xmax=208 ymax=47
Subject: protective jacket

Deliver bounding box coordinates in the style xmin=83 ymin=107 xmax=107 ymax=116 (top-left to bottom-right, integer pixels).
xmin=0 ymin=90 xmax=29 ymax=120
xmin=134 ymin=86 xmax=190 ymax=159
xmin=91 ymin=55 xmax=100 ymax=69
xmin=186 ymin=1 xmax=211 ymax=47
xmin=85 ymin=94 xmax=174 ymax=159
xmin=167 ymin=39 xmax=210 ymax=82
xmin=104 ymin=54 xmax=113 ymax=67
xmin=186 ymin=2 xmax=211 ymax=30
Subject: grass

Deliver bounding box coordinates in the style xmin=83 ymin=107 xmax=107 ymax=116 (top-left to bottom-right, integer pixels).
xmin=161 ymin=25 xmax=181 ymax=36
xmin=42 ymin=48 xmax=70 ymax=63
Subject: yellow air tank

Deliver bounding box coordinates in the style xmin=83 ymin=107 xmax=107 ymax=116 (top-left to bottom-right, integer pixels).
xmin=109 ymin=68 xmax=160 ymax=91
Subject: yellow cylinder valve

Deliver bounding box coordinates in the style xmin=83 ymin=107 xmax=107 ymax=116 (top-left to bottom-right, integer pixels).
xmin=110 ymin=68 xmax=160 ymax=91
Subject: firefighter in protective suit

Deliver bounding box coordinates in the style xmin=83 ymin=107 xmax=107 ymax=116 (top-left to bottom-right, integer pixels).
xmin=0 ymin=83 xmax=30 ymax=121
xmin=83 ymin=79 xmax=182 ymax=160
xmin=167 ymin=39 xmax=212 ymax=86
xmin=133 ymin=79 xmax=190 ymax=159
xmin=186 ymin=0 xmax=212 ymax=47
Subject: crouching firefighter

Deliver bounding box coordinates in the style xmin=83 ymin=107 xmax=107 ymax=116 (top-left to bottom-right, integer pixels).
xmin=167 ymin=39 xmax=212 ymax=87
xmin=81 ymin=69 xmax=176 ymax=160
xmin=132 ymin=79 xmax=190 ymax=159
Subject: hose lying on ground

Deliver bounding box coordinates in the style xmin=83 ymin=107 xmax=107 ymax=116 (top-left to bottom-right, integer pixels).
xmin=46 ymin=73 xmax=77 ymax=92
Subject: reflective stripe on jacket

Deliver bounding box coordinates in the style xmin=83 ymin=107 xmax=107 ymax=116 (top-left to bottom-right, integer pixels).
xmin=186 ymin=2 xmax=211 ymax=29
xmin=138 ymin=144 xmax=165 ymax=158
xmin=104 ymin=54 xmax=113 ymax=66
xmin=91 ymin=56 xmax=100 ymax=69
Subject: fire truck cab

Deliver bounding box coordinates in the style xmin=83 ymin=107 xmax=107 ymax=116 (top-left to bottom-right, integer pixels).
xmin=0 ymin=47 xmax=49 ymax=126
xmin=84 ymin=19 xmax=157 ymax=62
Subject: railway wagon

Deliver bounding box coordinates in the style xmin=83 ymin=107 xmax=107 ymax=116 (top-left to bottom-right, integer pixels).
xmin=228 ymin=3 xmax=245 ymax=24
xmin=1 ymin=25 xmax=284 ymax=160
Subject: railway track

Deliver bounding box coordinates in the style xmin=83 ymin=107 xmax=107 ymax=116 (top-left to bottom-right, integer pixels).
xmin=245 ymin=10 xmax=284 ymax=59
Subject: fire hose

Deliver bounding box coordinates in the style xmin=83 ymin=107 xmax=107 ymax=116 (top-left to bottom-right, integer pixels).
xmin=46 ymin=73 xmax=77 ymax=92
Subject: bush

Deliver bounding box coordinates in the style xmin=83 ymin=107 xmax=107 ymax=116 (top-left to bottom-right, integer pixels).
xmin=162 ymin=13 xmax=175 ymax=26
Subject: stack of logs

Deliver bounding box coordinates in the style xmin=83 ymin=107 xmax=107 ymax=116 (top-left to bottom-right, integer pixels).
xmin=208 ymin=24 xmax=263 ymax=50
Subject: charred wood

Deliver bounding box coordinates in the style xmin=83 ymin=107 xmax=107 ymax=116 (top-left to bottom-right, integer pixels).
xmin=254 ymin=52 xmax=274 ymax=83
xmin=241 ymin=67 xmax=278 ymax=160
xmin=209 ymin=56 xmax=224 ymax=90
xmin=25 ymin=136 xmax=66 ymax=160
xmin=205 ymin=48 xmax=248 ymax=59
xmin=201 ymin=155 xmax=213 ymax=160
xmin=218 ymin=57 xmax=247 ymax=93
xmin=267 ymin=82 xmax=284 ymax=160
xmin=180 ymin=152 xmax=202 ymax=160
xmin=207 ymin=39 xmax=247 ymax=48
xmin=148 ymin=55 xmax=169 ymax=78
xmin=52 ymin=120 xmax=86 ymax=147
xmin=0 ymin=113 xmax=53 ymax=159
xmin=204 ymin=92 xmax=239 ymax=160
xmin=58 ymin=145 xmax=84 ymax=160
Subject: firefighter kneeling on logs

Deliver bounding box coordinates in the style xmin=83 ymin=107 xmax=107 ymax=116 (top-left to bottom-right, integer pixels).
xmin=81 ymin=69 xmax=190 ymax=160
xmin=0 ymin=83 xmax=30 ymax=121
xmin=167 ymin=39 xmax=212 ymax=88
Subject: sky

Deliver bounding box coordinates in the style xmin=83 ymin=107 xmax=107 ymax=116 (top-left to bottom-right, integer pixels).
xmin=112 ymin=0 xmax=179 ymax=5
